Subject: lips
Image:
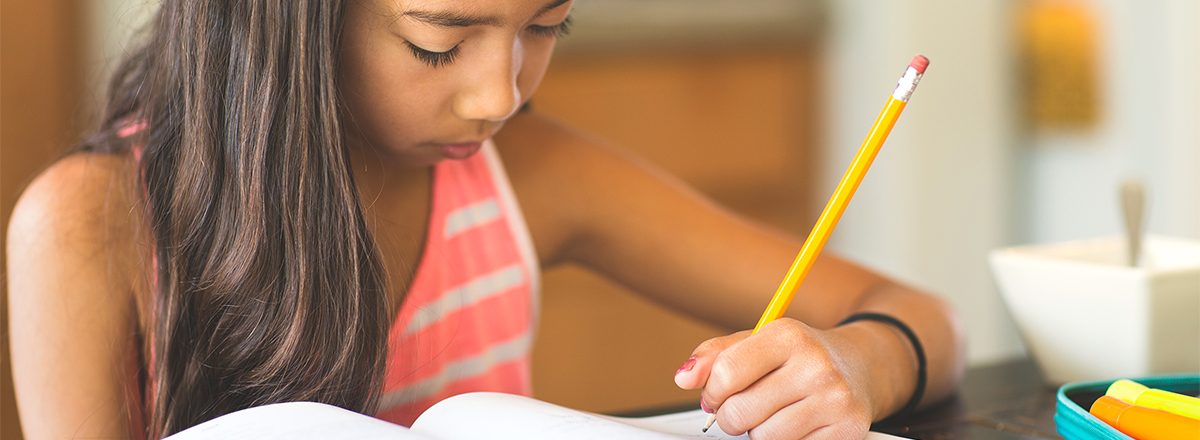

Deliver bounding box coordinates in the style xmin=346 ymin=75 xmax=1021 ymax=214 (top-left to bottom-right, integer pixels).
xmin=435 ymin=141 xmax=483 ymax=160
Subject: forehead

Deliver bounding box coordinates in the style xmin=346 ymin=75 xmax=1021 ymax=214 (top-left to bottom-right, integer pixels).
xmin=381 ymin=0 xmax=569 ymax=25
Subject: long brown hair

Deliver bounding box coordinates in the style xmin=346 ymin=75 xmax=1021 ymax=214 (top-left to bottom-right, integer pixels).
xmin=76 ymin=1 xmax=390 ymax=436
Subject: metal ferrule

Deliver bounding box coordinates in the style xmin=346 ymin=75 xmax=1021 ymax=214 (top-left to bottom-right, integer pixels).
xmin=892 ymin=67 xmax=924 ymax=102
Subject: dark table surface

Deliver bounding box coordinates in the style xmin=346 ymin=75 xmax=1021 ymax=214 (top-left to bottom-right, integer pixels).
xmin=872 ymin=358 xmax=1062 ymax=439
xmin=621 ymin=358 xmax=1064 ymax=439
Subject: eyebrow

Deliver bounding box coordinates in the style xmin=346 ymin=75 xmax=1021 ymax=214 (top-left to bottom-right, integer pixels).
xmin=401 ymin=0 xmax=571 ymax=28
xmin=533 ymin=0 xmax=572 ymax=18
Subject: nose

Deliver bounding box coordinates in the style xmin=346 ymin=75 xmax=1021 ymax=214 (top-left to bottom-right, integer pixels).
xmin=453 ymin=39 xmax=522 ymax=122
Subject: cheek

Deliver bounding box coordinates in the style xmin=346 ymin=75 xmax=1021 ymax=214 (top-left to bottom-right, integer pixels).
xmin=517 ymin=42 xmax=555 ymax=102
xmin=342 ymin=45 xmax=454 ymax=149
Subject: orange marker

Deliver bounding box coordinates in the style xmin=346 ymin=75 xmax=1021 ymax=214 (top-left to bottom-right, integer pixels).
xmin=1090 ymin=395 xmax=1200 ymax=440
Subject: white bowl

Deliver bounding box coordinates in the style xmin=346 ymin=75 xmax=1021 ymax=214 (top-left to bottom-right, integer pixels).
xmin=989 ymin=235 xmax=1200 ymax=384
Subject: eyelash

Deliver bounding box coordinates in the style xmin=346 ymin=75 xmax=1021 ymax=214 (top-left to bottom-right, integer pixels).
xmin=405 ymin=41 xmax=461 ymax=68
xmin=528 ymin=15 xmax=573 ymax=38
xmin=404 ymin=16 xmax=573 ymax=68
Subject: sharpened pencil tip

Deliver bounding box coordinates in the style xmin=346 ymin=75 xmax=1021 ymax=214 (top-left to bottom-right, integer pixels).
xmin=702 ymin=413 xmax=717 ymax=433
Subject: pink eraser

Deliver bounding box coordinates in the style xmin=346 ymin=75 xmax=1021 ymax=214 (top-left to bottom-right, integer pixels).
xmin=909 ymin=55 xmax=929 ymax=73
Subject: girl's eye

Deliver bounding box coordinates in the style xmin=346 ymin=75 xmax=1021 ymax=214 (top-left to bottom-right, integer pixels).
xmin=527 ymin=15 xmax=572 ymax=39
xmin=404 ymin=41 xmax=461 ymax=68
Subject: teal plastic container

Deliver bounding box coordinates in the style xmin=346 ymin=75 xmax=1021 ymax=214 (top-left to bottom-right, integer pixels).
xmin=1055 ymin=373 xmax=1200 ymax=440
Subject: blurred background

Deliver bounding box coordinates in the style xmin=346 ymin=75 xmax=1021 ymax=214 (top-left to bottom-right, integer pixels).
xmin=2 ymin=0 xmax=1197 ymax=438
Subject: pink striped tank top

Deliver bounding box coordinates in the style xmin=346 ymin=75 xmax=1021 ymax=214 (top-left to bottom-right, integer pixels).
xmin=375 ymin=139 xmax=541 ymax=426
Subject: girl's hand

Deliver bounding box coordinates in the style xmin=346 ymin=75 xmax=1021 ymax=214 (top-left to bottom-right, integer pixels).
xmin=674 ymin=318 xmax=911 ymax=440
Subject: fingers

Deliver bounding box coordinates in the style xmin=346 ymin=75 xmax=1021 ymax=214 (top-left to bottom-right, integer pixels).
xmin=746 ymin=398 xmax=829 ymax=440
xmin=712 ymin=360 xmax=810 ymax=435
xmin=673 ymin=330 xmax=751 ymax=390
xmin=701 ymin=320 xmax=799 ymax=410
xmin=678 ymin=319 xmax=874 ymax=440
xmin=744 ymin=388 xmax=871 ymax=440
xmin=716 ymin=373 xmax=870 ymax=440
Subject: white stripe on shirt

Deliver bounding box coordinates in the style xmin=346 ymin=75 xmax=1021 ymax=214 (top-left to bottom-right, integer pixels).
xmin=404 ymin=264 xmax=525 ymax=336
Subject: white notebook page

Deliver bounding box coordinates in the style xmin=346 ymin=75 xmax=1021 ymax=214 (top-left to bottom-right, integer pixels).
xmin=412 ymin=392 xmax=913 ymax=440
xmin=609 ymin=409 xmax=913 ymax=440
xmin=166 ymin=402 xmax=423 ymax=440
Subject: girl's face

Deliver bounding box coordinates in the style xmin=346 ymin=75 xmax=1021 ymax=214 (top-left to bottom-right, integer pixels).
xmin=340 ymin=0 xmax=572 ymax=167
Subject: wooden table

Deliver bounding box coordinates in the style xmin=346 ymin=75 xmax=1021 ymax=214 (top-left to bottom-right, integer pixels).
xmin=620 ymin=358 xmax=1064 ymax=439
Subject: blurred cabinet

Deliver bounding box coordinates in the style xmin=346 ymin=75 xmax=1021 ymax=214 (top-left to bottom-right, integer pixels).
xmin=529 ymin=44 xmax=821 ymax=413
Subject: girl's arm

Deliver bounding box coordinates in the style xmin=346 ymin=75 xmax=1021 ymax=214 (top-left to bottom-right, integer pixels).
xmin=7 ymin=154 xmax=140 ymax=440
xmin=498 ymin=112 xmax=965 ymax=439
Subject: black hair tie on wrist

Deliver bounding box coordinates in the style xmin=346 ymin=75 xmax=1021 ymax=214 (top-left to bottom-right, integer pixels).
xmin=837 ymin=312 xmax=926 ymax=422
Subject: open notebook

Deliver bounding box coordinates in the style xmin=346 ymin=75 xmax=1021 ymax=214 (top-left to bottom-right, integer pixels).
xmin=165 ymin=392 xmax=912 ymax=440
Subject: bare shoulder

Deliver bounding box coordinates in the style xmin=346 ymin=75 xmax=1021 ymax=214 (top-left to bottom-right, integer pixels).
xmin=494 ymin=110 xmax=678 ymax=199
xmin=7 ymin=152 xmax=144 ymax=440
xmin=7 ymin=152 xmax=144 ymax=298
xmin=492 ymin=112 xmax=650 ymax=264
xmin=492 ymin=111 xmax=615 ymax=180
xmin=10 ymin=152 xmax=139 ymax=248
xmin=493 ymin=112 xmax=707 ymax=267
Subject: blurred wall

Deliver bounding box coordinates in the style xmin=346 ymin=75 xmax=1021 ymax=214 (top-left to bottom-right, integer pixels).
xmin=821 ymin=0 xmax=1200 ymax=366
xmin=1020 ymin=0 xmax=1200 ymax=243
xmin=821 ymin=0 xmax=1023 ymax=365
xmin=81 ymin=1 xmax=158 ymax=120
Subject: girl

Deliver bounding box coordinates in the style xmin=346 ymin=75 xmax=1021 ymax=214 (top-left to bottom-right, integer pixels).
xmin=7 ymin=1 xmax=965 ymax=439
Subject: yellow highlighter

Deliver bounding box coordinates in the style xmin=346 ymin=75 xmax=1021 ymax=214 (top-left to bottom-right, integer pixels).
xmin=1107 ymin=379 xmax=1200 ymax=420
xmin=701 ymin=55 xmax=929 ymax=433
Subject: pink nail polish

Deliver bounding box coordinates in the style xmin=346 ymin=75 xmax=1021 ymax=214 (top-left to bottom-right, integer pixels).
xmin=676 ymin=357 xmax=697 ymax=375
xmin=701 ymin=399 xmax=715 ymax=414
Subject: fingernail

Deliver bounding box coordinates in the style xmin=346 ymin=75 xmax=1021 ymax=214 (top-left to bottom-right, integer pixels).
xmin=701 ymin=399 xmax=715 ymax=414
xmin=676 ymin=357 xmax=697 ymax=375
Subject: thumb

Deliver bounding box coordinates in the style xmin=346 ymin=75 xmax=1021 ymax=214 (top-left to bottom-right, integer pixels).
xmin=674 ymin=330 xmax=752 ymax=390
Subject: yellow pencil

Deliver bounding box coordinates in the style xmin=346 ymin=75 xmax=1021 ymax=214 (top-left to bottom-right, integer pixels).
xmin=703 ymin=54 xmax=929 ymax=433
